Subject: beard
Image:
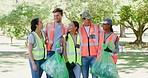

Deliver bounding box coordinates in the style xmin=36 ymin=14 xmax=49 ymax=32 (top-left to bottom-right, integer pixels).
xmin=54 ymin=19 xmax=61 ymax=23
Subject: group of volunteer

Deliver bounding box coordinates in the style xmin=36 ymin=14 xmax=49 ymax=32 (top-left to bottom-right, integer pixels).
xmin=28 ymin=8 xmax=119 ymax=78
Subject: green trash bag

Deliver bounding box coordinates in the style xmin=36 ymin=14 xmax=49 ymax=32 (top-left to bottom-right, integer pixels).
xmin=41 ymin=51 xmax=69 ymax=78
xmin=90 ymin=43 xmax=119 ymax=78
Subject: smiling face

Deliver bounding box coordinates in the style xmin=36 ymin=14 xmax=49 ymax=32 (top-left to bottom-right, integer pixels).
xmin=68 ymin=22 xmax=77 ymax=33
xmin=83 ymin=18 xmax=91 ymax=26
xmin=103 ymin=23 xmax=111 ymax=31
xmin=36 ymin=19 xmax=43 ymax=30
xmin=53 ymin=12 xmax=62 ymax=23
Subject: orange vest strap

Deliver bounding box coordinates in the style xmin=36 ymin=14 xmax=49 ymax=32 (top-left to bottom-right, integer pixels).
xmin=46 ymin=22 xmax=66 ymax=51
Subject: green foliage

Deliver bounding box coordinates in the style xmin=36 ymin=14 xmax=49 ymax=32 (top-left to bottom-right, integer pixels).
xmin=0 ymin=3 xmax=49 ymax=39
xmin=45 ymin=0 xmax=119 ymax=24
xmin=119 ymin=0 xmax=148 ymax=44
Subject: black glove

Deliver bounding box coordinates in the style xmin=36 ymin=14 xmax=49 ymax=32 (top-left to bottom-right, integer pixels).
xmin=66 ymin=62 xmax=76 ymax=70
xmin=66 ymin=62 xmax=71 ymax=69
xmin=70 ymin=62 xmax=76 ymax=69
xmin=67 ymin=62 xmax=76 ymax=78
xmin=104 ymin=47 xmax=112 ymax=53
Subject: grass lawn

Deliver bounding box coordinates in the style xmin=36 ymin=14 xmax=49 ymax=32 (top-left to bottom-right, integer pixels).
xmin=117 ymin=52 xmax=148 ymax=74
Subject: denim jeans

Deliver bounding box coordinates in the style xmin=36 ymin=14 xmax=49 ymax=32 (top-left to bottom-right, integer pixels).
xmin=46 ymin=51 xmax=55 ymax=78
xmin=82 ymin=56 xmax=97 ymax=78
xmin=73 ymin=63 xmax=81 ymax=78
xmin=29 ymin=59 xmax=45 ymax=78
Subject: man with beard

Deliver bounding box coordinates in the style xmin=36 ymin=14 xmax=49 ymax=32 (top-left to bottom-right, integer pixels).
xmin=44 ymin=8 xmax=66 ymax=78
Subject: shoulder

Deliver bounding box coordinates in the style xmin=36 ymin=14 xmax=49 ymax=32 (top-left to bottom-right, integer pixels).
xmin=46 ymin=22 xmax=53 ymax=27
xmin=79 ymin=25 xmax=84 ymax=28
xmin=113 ymin=33 xmax=118 ymax=37
xmin=47 ymin=21 xmax=52 ymax=24
xmin=28 ymin=32 xmax=36 ymax=44
xmin=28 ymin=33 xmax=34 ymax=39
xmin=113 ymin=32 xmax=119 ymax=41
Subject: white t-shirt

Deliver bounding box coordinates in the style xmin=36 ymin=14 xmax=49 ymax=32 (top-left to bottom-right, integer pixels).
xmin=84 ymin=26 xmax=90 ymax=36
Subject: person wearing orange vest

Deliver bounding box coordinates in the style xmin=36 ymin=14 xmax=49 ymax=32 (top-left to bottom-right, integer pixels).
xmin=79 ymin=11 xmax=100 ymax=78
xmin=44 ymin=8 xmax=66 ymax=78
xmin=98 ymin=18 xmax=119 ymax=64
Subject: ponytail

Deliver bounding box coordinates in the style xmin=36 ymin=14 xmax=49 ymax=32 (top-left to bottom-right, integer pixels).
xmin=110 ymin=25 xmax=113 ymax=32
xmin=65 ymin=32 xmax=70 ymax=41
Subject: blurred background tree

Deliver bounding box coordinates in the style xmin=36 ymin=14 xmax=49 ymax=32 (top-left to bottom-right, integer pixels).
xmin=0 ymin=3 xmax=49 ymax=44
xmin=0 ymin=0 xmax=147 ymax=46
xmin=119 ymin=0 xmax=148 ymax=44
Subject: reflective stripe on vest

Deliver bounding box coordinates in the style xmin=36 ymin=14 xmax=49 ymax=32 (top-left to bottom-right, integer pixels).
xmin=32 ymin=31 xmax=47 ymax=60
xmin=46 ymin=22 xmax=66 ymax=51
xmin=79 ymin=23 xmax=99 ymax=56
xmin=65 ymin=34 xmax=81 ymax=65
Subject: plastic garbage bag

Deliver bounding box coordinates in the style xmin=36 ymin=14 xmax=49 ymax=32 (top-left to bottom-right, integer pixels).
xmin=55 ymin=41 xmax=63 ymax=54
xmin=90 ymin=43 xmax=119 ymax=78
xmin=41 ymin=51 xmax=69 ymax=78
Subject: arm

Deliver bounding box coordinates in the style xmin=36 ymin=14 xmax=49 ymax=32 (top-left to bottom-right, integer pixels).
xmin=28 ymin=43 xmax=37 ymax=71
xmin=114 ymin=37 xmax=119 ymax=52
xmin=28 ymin=34 xmax=37 ymax=71
xmin=63 ymin=40 xmax=68 ymax=63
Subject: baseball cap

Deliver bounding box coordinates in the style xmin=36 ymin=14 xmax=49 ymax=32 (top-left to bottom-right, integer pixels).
xmin=80 ymin=11 xmax=92 ymax=19
xmin=101 ymin=18 xmax=112 ymax=25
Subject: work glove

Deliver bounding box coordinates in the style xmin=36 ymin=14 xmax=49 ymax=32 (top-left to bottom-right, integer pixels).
xmin=70 ymin=62 xmax=76 ymax=69
xmin=104 ymin=47 xmax=113 ymax=53
xmin=66 ymin=62 xmax=76 ymax=78
xmin=66 ymin=62 xmax=76 ymax=70
xmin=66 ymin=62 xmax=71 ymax=69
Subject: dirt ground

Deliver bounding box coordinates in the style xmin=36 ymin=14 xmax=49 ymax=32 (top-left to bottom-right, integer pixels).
xmin=0 ymin=53 xmax=148 ymax=78
xmin=0 ymin=34 xmax=148 ymax=78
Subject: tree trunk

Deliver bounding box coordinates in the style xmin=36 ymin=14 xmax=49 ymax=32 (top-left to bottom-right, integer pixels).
xmin=16 ymin=0 xmax=18 ymax=6
xmin=120 ymin=25 xmax=126 ymax=37
xmin=133 ymin=30 xmax=143 ymax=45
xmin=11 ymin=37 xmax=13 ymax=44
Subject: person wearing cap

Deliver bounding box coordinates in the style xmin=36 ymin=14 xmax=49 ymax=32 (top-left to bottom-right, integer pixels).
xmin=98 ymin=18 xmax=119 ymax=64
xmin=79 ymin=11 xmax=100 ymax=78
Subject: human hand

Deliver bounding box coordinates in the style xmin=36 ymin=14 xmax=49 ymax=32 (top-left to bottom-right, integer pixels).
xmin=32 ymin=63 xmax=38 ymax=72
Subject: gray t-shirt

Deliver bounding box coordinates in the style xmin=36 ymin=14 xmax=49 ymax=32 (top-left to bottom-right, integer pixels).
xmin=43 ymin=22 xmax=63 ymax=51
xmin=52 ymin=23 xmax=63 ymax=51
xmin=28 ymin=32 xmax=45 ymax=47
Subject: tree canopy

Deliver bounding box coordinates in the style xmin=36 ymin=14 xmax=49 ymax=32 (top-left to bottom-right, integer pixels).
xmin=0 ymin=3 xmax=49 ymax=39
xmin=119 ymin=0 xmax=148 ymax=44
xmin=0 ymin=0 xmax=147 ymax=45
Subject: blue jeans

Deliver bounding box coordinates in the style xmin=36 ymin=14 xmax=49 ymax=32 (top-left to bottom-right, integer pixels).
xmin=29 ymin=59 xmax=45 ymax=78
xmin=82 ymin=56 xmax=97 ymax=78
xmin=73 ymin=63 xmax=81 ymax=78
xmin=46 ymin=51 xmax=55 ymax=78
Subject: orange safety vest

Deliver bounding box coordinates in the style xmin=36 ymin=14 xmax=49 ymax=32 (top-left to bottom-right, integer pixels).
xmin=98 ymin=32 xmax=119 ymax=64
xmin=45 ymin=22 xmax=66 ymax=51
xmin=79 ymin=23 xmax=99 ymax=57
